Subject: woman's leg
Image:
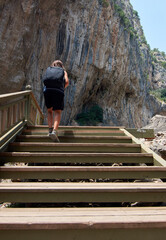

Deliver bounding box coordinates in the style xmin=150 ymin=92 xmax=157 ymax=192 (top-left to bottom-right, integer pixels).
xmin=49 ymin=110 xmax=61 ymax=142
xmin=47 ymin=108 xmax=53 ymax=131
xmin=53 ymin=110 xmax=62 ymax=130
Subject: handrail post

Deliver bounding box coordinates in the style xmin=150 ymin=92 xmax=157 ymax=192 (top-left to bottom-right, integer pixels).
xmin=25 ymin=92 xmax=31 ymax=123
xmin=27 ymin=93 xmax=31 ymax=123
xmin=25 ymin=95 xmax=28 ymax=122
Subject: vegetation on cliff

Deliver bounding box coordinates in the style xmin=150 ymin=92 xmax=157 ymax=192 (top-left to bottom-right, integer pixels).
xmin=151 ymin=48 xmax=166 ymax=69
xmin=149 ymin=48 xmax=166 ymax=96
xmin=150 ymin=89 xmax=166 ymax=103
xmin=76 ymin=105 xmax=103 ymax=126
xmin=114 ymin=2 xmax=136 ymax=38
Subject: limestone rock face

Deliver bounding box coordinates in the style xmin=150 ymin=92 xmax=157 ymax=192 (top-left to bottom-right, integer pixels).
xmin=142 ymin=115 xmax=166 ymax=160
xmin=151 ymin=51 xmax=166 ymax=89
xmin=0 ymin=0 xmax=166 ymax=127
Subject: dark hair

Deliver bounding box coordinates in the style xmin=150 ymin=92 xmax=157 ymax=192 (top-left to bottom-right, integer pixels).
xmin=51 ymin=60 xmax=65 ymax=70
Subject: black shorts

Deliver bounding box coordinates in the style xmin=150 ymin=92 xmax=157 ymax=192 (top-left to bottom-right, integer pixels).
xmin=43 ymin=88 xmax=64 ymax=110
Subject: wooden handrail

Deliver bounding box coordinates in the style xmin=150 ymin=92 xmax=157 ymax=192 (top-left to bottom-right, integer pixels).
xmin=0 ymin=90 xmax=31 ymax=102
xmin=0 ymin=90 xmax=44 ymax=148
xmin=29 ymin=91 xmax=43 ymax=117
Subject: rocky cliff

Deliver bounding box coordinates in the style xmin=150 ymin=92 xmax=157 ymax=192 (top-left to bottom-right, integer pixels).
xmin=151 ymin=50 xmax=166 ymax=89
xmin=142 ymin=115 xmax=166 ymax=160
xmin=0 ymin=0 xmax=166 ymax=127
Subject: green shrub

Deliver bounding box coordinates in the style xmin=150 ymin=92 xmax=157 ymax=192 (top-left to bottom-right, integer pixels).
xmin=150 ymin=53 xmax=158 ymax=63
xmin=114 ymin=4 xmax=126 ymax=22
xmin=150 ymin=88 xmax=166 ymax=103
xmin=153 ymin=48 xmax=159 ymax=52
xmin=76 ymin=105 xmax=103 ymax=126
xmin=114 ymin=4 xmax=137 ymax=38
xmin=150 ymin=49 xmax=166 ymax=68
xmin=133 ymin=10 xmax=140 ymax=19
xmin=161 ymin=51 xmax=166 ymax=58
xmin=160 ymin=61 xmax=166 ymax=69
xmin=161 ymin=88 xmax=166 ymax=99
xmin=140 ymin=35 xmax=147 ymax=45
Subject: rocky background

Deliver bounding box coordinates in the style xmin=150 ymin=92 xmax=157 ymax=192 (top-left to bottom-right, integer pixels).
xmin=141 ymin=114 xmax=166 ymax=160
xmin=151 ymin=50 xmax=166 ymax=89
xmin=0 ymin=0 xmax=166 ymax=127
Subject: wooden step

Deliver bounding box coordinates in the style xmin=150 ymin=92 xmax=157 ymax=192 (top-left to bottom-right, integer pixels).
xmin=1 ymin=207 xmax=166 ymax=240
xmin=0 ymin=152 xmax=153 ymax=164
xmin=1 ymin=182 xmax=166 ymax=203
xmin=16 ymin=135 xmax=132 ymax=143
xmin=0 ymin=166 xmax=166 ymax=180
xmin=22 ymin=129 xmax=125 ymax=136
xmin=27 ymin=125 xmax=124 ymax=130
xmin=8 ymin=142 xmax=141 ymax=153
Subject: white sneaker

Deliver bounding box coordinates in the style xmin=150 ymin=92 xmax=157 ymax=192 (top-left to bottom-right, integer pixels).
xmin=49 ymin=130 xmax=60 ymax=142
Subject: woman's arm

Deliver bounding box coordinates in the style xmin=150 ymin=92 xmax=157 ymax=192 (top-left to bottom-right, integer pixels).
xmin=64 ymin=71 xmax=69 ymax=88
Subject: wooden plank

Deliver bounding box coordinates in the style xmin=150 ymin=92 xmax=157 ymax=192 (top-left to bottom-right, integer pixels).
xmin=22 ymin=129 xmax=125 ymax=136
xmin=1 ymin=166 xmax=166 ymax=179
xmin=8 ymin=142 xmax=141 ymax=153
xmin=126 ymin=128 xmax=155 ymax=139
xmin=13 ymin=105 xmax=16 ymax=124
xmin=0 ymin=110 xmax=2 ymax=133
xmin=16 ymin=135 xmax=132 ymax=143
xmin=0 ymin=207 xmax=166 ymax=229
xmin=0 ymin=91 xmax=30 ymax=102
xmin=7 ymin=106 xmax=11 ymax=129
xmin=1 ymin=228 xmax=166 ymax=240
xmin=1 ymin=182 xmax=166 ymax=203
xmin=1 ymin=208 xmax=166 ymax=240
xmin=28 ymin=125 xmax=124 ymax=130
xmin=1 ymin=229 xmax=166 ymax=240
xmin=1 ymin=109 xmax=7 ymax=133
xmin=0 ymin=98 xmax=26 ymax=112
xmin=0 ymin=152 xmax=153 ymax=164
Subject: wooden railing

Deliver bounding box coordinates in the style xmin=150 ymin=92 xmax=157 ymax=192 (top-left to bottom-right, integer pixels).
xmin=0 ymin=90 xmax=44 ymax=151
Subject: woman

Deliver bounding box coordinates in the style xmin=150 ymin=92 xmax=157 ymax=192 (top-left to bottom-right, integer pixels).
xmin=43 ymin=60 xmax=69 ymax=141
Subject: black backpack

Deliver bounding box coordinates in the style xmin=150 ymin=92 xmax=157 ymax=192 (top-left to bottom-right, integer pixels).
xmin=42 ymin=67 xmax=65 ymax=92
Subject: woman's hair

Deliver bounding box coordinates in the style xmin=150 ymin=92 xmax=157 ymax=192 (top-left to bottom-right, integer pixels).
xmin=51 ymin=60 xmax=65 ymax=70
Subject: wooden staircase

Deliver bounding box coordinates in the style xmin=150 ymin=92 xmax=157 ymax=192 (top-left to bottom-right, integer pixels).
xmin=1 ymin=125 xmax=166 ymax=240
